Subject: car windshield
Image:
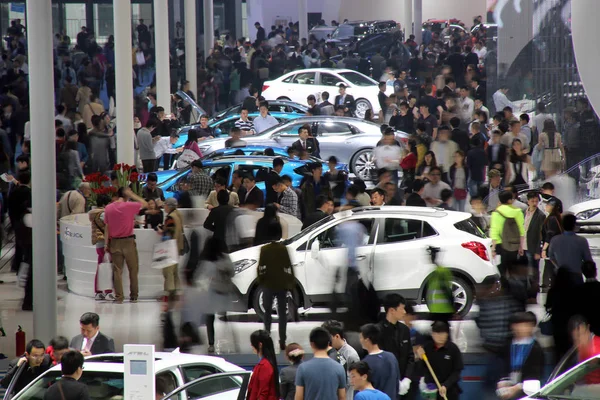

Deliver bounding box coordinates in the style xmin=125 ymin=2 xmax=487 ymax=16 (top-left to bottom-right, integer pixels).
xmin=536 ymin=357 xmax=600 ymax=398
xmin=354 ymin=25 xmax=370 ymax=36
xmin=282 ymin=214 xmax=335 ymax=245
xmin=338 ymin=71 xmax=376 ymax=86
xmin=14 ymin=371 xmax=124 ymax=400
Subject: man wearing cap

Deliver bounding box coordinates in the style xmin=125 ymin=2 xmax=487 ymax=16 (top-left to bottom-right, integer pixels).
xmin=334 ymin=84 xmax=356 ymax=116
xmin=153 ymin=132 xmax=179 ymax=169
xmin=159 ymin=198 xmax=184 ymax=295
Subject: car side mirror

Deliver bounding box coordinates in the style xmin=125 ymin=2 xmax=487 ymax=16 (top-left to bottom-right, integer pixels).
xmin=310 ymin=240 xmax=320 ymax=259
xmin=522 ymin=380 xmax=541 ymax=396
xmin=271 ymin=132 xmax=281 ymax=139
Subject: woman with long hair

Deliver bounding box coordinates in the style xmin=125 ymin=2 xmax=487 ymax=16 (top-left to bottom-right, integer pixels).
xmin=449 ymin=150 xmax=469 ymax=211
xmin=247 ymin=330 xmax=280 ymax=400
xmin=363 ymin=109 xmax=375 ymax=122
xmin=280 ymin=343 xmax=304 ymax=400
xmin=400 ymin=139 xmax=418 ymax=192
xmin=416 ymin=150 xmax=437 ymax=181
xmin=183 ymin=128 xmax=203 ymax=158
xmin=254 ymin=204 xmax=280 ymax=246
xmin=538 ymin=119 xmax=565 ymax=177
xmin=540 ymin=198 xmax=563 ymax=261
xmin=505 ymin=138 xmax=533 ymax=190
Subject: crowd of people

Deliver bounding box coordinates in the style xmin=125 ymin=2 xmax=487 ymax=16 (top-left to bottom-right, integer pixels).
xmin=3 ymin=11 xmax=600 ymax=400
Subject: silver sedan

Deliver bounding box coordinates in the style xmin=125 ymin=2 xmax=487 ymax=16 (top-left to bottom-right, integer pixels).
xmin=196 ymin=116 xmax=409 ymax=180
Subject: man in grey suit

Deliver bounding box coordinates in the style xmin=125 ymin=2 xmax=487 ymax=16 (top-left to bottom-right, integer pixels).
xmin=548 ymin=214 xmax=593 ymax=285
xmin=70 ymin=312 xmax=115 ymax=356
xmin=523 ymin=191 xmax=546 ymax=293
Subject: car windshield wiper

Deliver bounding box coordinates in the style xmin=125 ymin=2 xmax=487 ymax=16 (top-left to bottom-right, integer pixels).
xmin=534 ymin=395 xmax=596 ymax=400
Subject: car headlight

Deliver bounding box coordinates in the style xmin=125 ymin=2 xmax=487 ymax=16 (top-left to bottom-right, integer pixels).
xmin=576 ymin=208 xmax=600 ymax=220
xmin=233 ymin=259 xmax=256 ymax=274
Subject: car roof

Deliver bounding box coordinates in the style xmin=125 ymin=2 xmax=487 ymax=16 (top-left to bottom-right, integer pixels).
xmin=44 ymin=352 xmax=244 ymax=374
xmin=282 ymin=68 xmax=363 ymax=75
xmin=206 ymin=154 xmax=305 ymax=165
xmin=334 ymin=206 xmax=472 ymax=222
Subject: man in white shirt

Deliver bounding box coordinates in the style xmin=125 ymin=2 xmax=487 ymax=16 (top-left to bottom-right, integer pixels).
xmin=422 ymin=166 xmax=451 ymax=207
xmin=493 ymin=86 xmax=514 ymax=113
xmin=474 ymin=41 xmax=487 ymax=60
xmin=252 ymin=101 xmax=279 ymax=134
xmin=55 ymin=105 xmax=72 ymax=133
xmin=458 ymin=86 xmax=475 ymax=123
xmin=373 ymin=128 xmax=402 ymax=183
xmin=153 ymin=132 xmax=179 ymax=166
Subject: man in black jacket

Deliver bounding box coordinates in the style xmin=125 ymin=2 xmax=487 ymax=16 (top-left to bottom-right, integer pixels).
xmin=204 ymin=190 xmax=235 ymax=242
xmin=450 ymin=117 xmax=470 ymax=154
xmin=265 ymin=157 xmax=284 ymax=204
xmin=240 ymin=174 xmax=264 ymax=210
xmin=523 ymin=192 xmax=546 ymax=294
xmin=405 ymin=179 xmax=427 ymax=207
xmin=43 ymin=351 xmax=90 ymax=400
xmin=70 ymin=312 xmax=115 ymax=355
xmin=291 ymin=124 xmax=320 ymax=157
xmin=1 ymin=339 xmax=51 ymax=394
xmin=241 ymin=87 xmax=259 ymax=113
xmin=334 ymin=84 xmax=356 ymax=116
xmin=378 ymin=294 xmax=415 ymax=398
xmin=302 ymin=194 xmax=333 ymax=230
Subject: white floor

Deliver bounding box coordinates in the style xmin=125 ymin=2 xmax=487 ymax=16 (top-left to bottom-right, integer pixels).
xmin=0 ymin=266 xmax=552 ymax=360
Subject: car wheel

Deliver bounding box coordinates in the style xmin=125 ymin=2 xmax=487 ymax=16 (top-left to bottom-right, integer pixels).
xmin=277 ymin=96 xmax=292 ymax=101
xmin=252 ymin=286 xmax=299 ymax=322
xmin=354 ymin=98 xmax=372 ymax=119
xmin=351 ymin=148 xmax=377 ymax=181
xmin=450 ymin=277 xmax=473 ymax=316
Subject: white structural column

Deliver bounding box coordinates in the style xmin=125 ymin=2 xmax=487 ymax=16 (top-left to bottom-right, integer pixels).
xmin=154 ymin=0 xmax=171 ymax=114
xmin=403 ymin=0 xmax=413 ymax=38
xmin=185 ymin=0 xmax=197 ymax=98
xmin=234 ymin=0 xmax=243 ymax=39
xmin=298 ymin=0 xmax=308 ymax=40
xmin=413 ymin=0 xmax=423 ymax=45
xmin=27 ymin=0 xmax=57 ymax=341
xmin=204 ymin=0 xmax=214 ymax=56
xmin=114 ymin=0 xmax=135 ymax=165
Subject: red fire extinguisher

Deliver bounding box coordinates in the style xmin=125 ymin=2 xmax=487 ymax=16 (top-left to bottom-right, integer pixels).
xmin=16 ymin=325 xmax=25 ymax=357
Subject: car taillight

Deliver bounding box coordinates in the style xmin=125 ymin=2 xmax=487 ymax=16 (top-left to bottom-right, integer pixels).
xmin=461 ymin=241 xmax=489 ymax=261
xmin=262 ymin=85 xmax=270 ymax=92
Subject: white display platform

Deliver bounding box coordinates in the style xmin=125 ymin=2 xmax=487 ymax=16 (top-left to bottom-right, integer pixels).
xmin=59 ymin=209 xmax=302 ymax=299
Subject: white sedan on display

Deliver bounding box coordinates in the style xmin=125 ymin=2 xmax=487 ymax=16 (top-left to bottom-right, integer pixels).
xmin=261 ymin=68 xmax=392 ymax=119
xmin=230 ymin=206 xmax=498 ymax=320
xmin=5 ymin=352 xmax=248 ymax=400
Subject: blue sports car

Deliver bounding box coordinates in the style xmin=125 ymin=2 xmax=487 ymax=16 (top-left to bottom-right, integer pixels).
xmin=155 ymin=155 xmax=348 ymax=199
xmin=174 ymin=112 xmax=303 ymax=148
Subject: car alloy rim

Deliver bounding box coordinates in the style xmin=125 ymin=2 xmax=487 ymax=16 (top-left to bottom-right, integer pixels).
xmin=354 ymin=150 xmax=376 ymax=180
xmin=451 ymin=280 xmax=468 ymax=313
xmin=258 ymin=290 xmax=293 ymax=317
xmin=355 ymin=101 xmax=369 ymax=118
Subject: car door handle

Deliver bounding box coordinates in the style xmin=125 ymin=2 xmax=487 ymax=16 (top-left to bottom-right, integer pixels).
xmin=356 ymin=255 xmax=367 ymax=261
xmin=292 ymin=262 xmax=304 ymax=268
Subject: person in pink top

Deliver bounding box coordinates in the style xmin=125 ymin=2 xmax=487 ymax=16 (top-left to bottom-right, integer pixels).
xmin=104 ymin=187 xmax=148 ymax=304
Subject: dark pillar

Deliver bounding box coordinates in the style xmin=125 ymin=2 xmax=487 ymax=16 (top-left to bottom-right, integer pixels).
xmin=85 ymin=0 xmax=94 ymax=33
xmin=57 ymin=0 xmax=65 ymax=35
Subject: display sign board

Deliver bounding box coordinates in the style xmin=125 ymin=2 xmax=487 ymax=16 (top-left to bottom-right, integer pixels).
xmin=124 ymin=344 xmax=155 ymax=400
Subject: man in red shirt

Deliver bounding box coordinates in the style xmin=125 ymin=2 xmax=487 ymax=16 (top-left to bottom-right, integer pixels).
xmin=104 ymin=188 xmax=148 ymax=303
xmin=570 ymin=315 xmax=600 ymax=385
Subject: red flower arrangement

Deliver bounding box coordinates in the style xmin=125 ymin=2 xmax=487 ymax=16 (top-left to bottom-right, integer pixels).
xmin=84 ymin=164 xmax=146 ymax=205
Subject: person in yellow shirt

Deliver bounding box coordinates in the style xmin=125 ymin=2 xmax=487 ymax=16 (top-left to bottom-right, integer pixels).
xmin=490 ymin=190 xmax=525 ymax=276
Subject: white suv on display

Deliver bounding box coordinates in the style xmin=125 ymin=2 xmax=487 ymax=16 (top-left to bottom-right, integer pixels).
xmin=230 ymin=206 xmax=498 ymax=319
xmin=261 ymin=68 xmax=392 ymax=118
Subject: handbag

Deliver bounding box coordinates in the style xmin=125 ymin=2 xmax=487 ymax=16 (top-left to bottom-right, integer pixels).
xmin=136 ymin=51 xmax=146 ymax=66
xmin=151 ymin=239 xmax=179 ymax=269
xmin=176 ymin=148 xmax=201 ymax=169
xmin=96 ymin=253 xmax=113 ymax=291
xmin=17 ymin=262 xmax=29 ymax=288
xmin=453 ymin=188 xmax=468 ymax=200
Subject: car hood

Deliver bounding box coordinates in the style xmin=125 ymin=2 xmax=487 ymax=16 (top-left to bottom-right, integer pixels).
xmin=569 ymin=198 xmax=600 ymax=219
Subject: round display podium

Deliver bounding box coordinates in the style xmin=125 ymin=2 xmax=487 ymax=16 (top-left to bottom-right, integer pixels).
xmin=59 ymin=210 xmax=302 ymax=299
